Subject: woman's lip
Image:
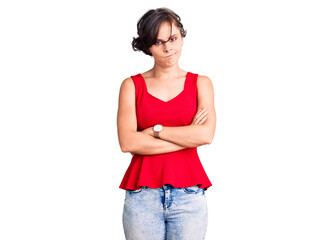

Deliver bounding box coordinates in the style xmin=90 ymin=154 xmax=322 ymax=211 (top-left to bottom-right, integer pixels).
xmin=167 ymin=54 xmax=174 ymax=57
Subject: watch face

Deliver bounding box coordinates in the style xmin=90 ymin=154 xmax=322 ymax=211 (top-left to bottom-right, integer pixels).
xmin=154 ymin=124 xmax=162 ymax=131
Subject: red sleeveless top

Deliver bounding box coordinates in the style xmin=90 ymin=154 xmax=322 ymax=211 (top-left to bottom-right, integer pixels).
xmin=119 ymin=72 xmax=212 ymax=191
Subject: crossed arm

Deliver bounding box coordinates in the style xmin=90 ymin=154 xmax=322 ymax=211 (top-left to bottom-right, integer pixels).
xmin=117 ymin=75 xmax=216 ymax=156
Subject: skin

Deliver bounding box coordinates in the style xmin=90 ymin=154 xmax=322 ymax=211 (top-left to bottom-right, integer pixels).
xmin=117 ymin=21 xmax=216 ymax=155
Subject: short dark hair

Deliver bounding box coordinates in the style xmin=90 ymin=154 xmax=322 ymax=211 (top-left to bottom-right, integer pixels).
xmin=132 ymin=8 xmax=187 ymax=56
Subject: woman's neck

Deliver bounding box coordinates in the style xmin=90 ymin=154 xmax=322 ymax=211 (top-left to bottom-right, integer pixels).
xmin=149 ymin=63 xmax=184 ymax=79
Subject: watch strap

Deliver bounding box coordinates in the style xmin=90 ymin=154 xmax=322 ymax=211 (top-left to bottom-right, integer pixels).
xmin=154 ymin=131 xmax=160 ymax=138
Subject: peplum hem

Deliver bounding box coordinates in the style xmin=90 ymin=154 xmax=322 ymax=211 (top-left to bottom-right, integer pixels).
xmin=119 ymin=148 xmax=212 ymax=191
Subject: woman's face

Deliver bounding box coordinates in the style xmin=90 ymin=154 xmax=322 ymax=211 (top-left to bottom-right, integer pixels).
xmin=149 ymin=21 xmax=184 ymax=67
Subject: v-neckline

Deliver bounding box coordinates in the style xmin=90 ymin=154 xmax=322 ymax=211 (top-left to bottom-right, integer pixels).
xmin=139 ymin=72 xmax=190 ymax=103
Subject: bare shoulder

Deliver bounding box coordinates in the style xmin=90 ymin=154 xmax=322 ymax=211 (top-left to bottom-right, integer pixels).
xmin=119 ymin=77 xmax=135 ymax=95
xmin=197 ymin=75 xmax=214 ymax=90
xmin=118 ymin=76 xmax=136 ymax=103
xmin=120 ymin=76 xmax=135 ymax=89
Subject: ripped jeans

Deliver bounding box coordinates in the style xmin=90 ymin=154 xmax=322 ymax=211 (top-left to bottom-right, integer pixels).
xmin=122 ymin=184 xmax=208 ymax=240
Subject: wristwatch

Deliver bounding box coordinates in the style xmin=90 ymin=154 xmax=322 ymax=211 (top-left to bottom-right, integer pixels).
xmin=153 ymin=124 xmax=163 ymax=139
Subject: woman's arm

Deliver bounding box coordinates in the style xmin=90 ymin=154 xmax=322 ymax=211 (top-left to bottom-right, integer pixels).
xmin=117 ymin=77 xmax=206 ymax=156
xmin=130 ymin=107 xmax=208 ymax=155
xmin=145 ymin=75 xmax=216 ymax=148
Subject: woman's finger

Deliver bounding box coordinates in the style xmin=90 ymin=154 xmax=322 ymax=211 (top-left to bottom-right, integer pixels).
xmin=194 ymin=110 xmax=207 ymax=124
xmin=197 ymin=115 xmax=207 ymax=124
xmin=198 ymin=116 xmax=207 ymax=124
xmin=193 ymin=112 xmax=207 ymax=125
xmin=191 ymin=108 xmax=207 ymax=125
xmin=194 ymin=109 xmax=207 ymax=120
xmin=197 ymin=109 xmax=207 ymax=118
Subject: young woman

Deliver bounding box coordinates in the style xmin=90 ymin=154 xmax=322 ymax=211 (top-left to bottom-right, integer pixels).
xmin=117 ymin=7 xmax=216 ymax=240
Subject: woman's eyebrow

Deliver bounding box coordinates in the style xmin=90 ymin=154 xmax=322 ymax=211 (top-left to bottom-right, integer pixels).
xmin=156 ymin=34 xmax=179 ymax=42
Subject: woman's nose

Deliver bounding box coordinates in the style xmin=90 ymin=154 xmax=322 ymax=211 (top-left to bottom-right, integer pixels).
xmin=163 ymin=42 xmax=172 ymax=53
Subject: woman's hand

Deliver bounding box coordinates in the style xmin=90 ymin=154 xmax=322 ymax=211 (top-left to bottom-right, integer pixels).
xmin=191 ymin=107 xmax=208 ymax=125
xmin=141 ymin=126 xmax=154 ymax=137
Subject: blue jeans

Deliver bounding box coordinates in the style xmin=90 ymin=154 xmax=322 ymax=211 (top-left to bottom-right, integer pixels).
xmin=122 ymin=184 xmax=208 ymax=240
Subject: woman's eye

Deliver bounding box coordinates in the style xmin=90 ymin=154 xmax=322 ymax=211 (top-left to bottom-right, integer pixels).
xmin=155 ymin=37 xmax=177 ymax=45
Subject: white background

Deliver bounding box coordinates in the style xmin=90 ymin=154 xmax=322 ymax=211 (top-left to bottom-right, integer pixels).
xmin=1 ymin=0 xmax=332 ymax=239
